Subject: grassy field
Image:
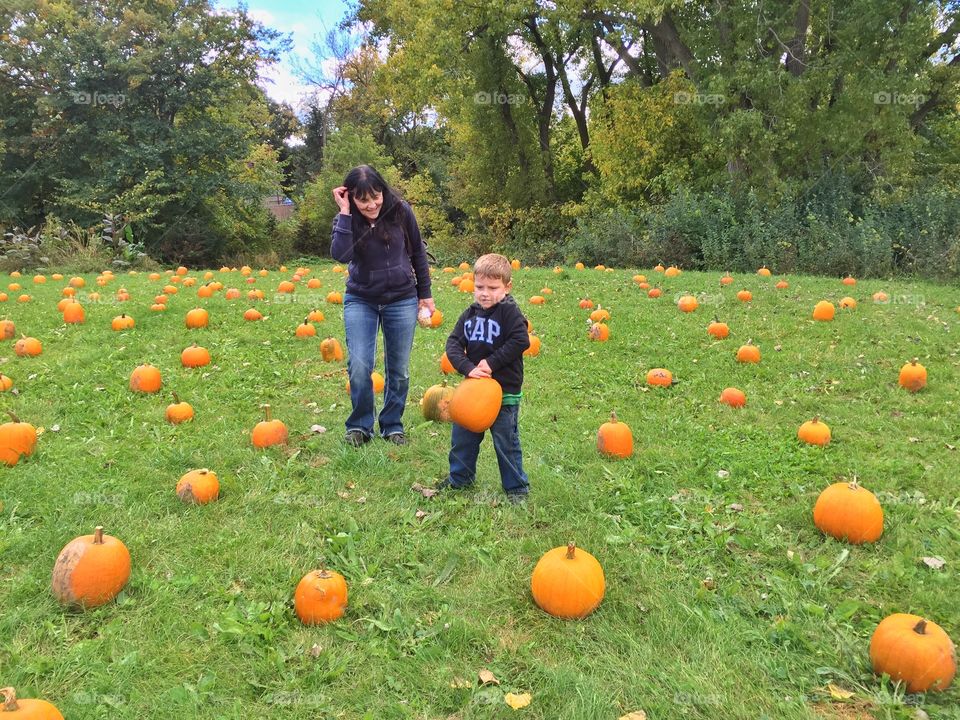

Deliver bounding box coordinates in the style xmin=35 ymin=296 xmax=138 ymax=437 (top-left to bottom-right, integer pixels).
xmin=1 ymin=262 xmax=958 ymax=720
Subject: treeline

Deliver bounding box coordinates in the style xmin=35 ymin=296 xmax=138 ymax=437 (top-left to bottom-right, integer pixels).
xmin=2 ymin=1 xmax=959 ymax=276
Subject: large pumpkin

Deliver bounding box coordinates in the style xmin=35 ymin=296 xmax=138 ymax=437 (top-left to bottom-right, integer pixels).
xmin=449 ymin=378 xmax=502 ymax=432
xmin=898 ymin=358 xmax=927 ymax=392
xmin=813 ymin=480 xmax=883 ymax=544
xmin=420 ymin=381 xmax=454 ymax=422
xmin=51 ymin=526 xmax=131 ymax=608
xmin=870 ymin=614 xmax=956 ymax=693
xmin=0 ymin=688 xmax=64 ymax=719
xmin=294 ymin=568 xmax=348 ymax=624
xmin=531 ymin=542 xmax=605 ymax=619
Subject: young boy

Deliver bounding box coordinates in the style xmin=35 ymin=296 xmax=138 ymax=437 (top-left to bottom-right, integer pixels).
xmin=440 ymin=254 xmax=531 ymax=504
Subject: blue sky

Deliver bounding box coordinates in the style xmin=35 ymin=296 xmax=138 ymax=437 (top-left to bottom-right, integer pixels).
xmin=216 ymin=0 xmax=352 ymax=109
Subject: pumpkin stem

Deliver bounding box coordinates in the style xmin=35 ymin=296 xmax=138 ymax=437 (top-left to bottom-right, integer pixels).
xmin=1 ymin=687 xmax=18 ymax=711
xmin=609 ymin=411 xmax=618 ymax=423
xmin=913 ymin=619 xmax=928 ymax=635
xmin=812 ymin=416 xmax=820 ymax=424
xmin=172 ymin=392 xmax=180 ymax=404
xmin=6 ymin=411 xmax=20 ymax=423
xmin=93 ymin=526 xmax=104 ymax=544
xmin=262 ymin=404 xmax=272 ymax=421
xmin=566 ymin=541 xmax=576 ymax=559
xmin=847 ymin=478 xmax=860 ymax=490
xmin=911 ymin=357 xmax=919 ymax=366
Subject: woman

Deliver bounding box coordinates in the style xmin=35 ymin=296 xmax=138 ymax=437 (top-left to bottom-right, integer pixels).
xmin=331 ymin=165 xmax=434 ymax=446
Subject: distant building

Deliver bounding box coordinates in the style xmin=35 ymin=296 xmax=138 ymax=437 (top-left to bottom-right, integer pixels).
xmin=263 ymin=194 xmax=295 ymax=221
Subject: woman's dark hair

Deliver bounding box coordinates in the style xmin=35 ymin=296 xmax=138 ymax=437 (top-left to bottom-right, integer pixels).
xmin=343 ymin=165 xmax=407 ymax=249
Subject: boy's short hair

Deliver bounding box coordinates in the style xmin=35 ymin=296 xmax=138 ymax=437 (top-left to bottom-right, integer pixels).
xmin=473 ymin=253 xmax=512 ymax=284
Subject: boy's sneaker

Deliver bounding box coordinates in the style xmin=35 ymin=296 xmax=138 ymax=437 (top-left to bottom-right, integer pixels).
xmin=344 ymin=430 xmax=371 ymax=447
xmin=383 ymin=432 xmax=408 ymax=446
xmin=506 ymin=492 xmax=528 ymax=506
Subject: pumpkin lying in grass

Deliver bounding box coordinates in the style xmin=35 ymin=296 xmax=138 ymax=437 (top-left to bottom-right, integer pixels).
xmin=870 ymin=614 xmax=956 ymax=693
xmin=176 ymin=468 xmax=220 ymax=504
xmin=51 ymin=526 xmax=131 ymax=608
xmin=898 ymin=358 xmax=926 ymax=392
xmin=596 ymin=412 xmax=633 ymax=458
xmin=646 ymin=368 xmax=673 ymax=387
xmin=719 ymin=387 xmax=746 ymax=408
xmin=798 ymin=417 xmax=831 ymax=446
xmin=295 ymin=568 xmax=348 ymax=624
xmin=531 ymin=542 xmax=605 ymax=619
xmin=813 ymin=480 xmax=883 ymax=544
xmin=130 ymin=364 xmax=162 ymax=393
xmin=1 ymin=687 xmax=64 ymax=719
xmin=251 ymin=405 xmax=288 ymax=448
xmin=165 ymin=393 xmax=194 ymax=424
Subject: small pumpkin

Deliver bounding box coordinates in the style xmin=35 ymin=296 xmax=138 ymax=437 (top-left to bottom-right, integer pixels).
xmin=439 ymin=352 xmax=455 ymax=374
xmin=0 ymin=412 xmax=37 ymax=459
xmin=224 ymin=287 xmax=241 ymax=300
xmin=898 ymin=358 xmax=926 ymax=392
xmin=176 ymin=468 xmax=220 ymax=504
xmin=677 ymin=294 xmax=699 ymax=313
xmin=130 ymin=364 xmax=162 ymax=393
xmin=428 ymin=309 xmax=444 ymax=328
xmin=181 ymin=344 xmax=211 ymax=368
xmin=872 ymin=291 xmax=889 ymax=303
xmin=529 ymin=295 xmax=545 ymax=305
xmin=326 ymin=292 xmax=343 ymax=304
xmin=757 ymin=266 xmax=772 ymax=277
xmin=347 ymin=371 xmax=386 ymax=395
xmin=295 ymin=319 xmax=317 ymax=338
xmin=320 ymin=337 xmax=344 ymax=362
xmin=579 ymin=298 xmax=594 ymax=309
xmin=14 ymin=336 xmax=41 ymax=357
xmin=51 ymin=526 xmax=131 ymax=608
xmin=165 ymin=393 xmax=194 ymax=424
xmin=720 ymin=273 xmax=734 ymax=286
xmin=812 ymin=300 xmax=835 ymax=321
xmin=842 ymin=275 xmax=856 ymax=286
xmin=813 ymin=480 xmax=883 ymax=544
xmin=531 ymin=542 xmax=605 ymax=619
xmin=295 ymin=568 xmax=348 ymax=624
xmin=707 ymin=319 xmax=729 ymax=339
xmin=798 ymin=417 xmax=831 ymax=446
xmin=588 ymin=322 xmax=610 ymax=341
xmin=243 ymin=308 xmax=263 ymax=321
xmin=185 ymin=307 xmax=209 ymax=328
xmin=0 ymin=374 xmax=12 ymax=392
xmin=523 ymin=334 xmax=541 ymax=357
xmin=0 ymin=319 xmax=15 ymax=339
xmin=736 ymin=340 xmax=761 ymax=364
xmin=0 ymin=687 xmax=64 ymax=719
xmin=575 ymin=262 xmax=585 ymax=270
xmin=420 ymin=381 xmax=454 ymax=422
xmin=307 ymin=309 xmax=325 ymax=322
xmin=869 ymin=614 xmax=956 ymax=693
xmin=646 ymin=368 xmax=673 ymax=387
xmin=111 ymin=313 xmax=135 ymax=331
xmin=62 ymin=301 xmax=84 ymax=324
xmin=719 ymin=387 xmax=746 ymax=408
xmin=277 ymin=280 xmax=295 ymax=294
xmin=775 ymin=279 xmax=789 ymax=289
xmin=647 ymin=288 xmax=662 ymax=298
xmin=736 ymin=289 xmax=753 ymax=302
xmin=251 ymin=404 xmax=288 ymax=448
xmin=839 ymin=296 xmax=857 ymax=309
xmin=664 ymin=266 xmax=680 ymax=277
xmin=449 ymin=377 xmax=502 ymax=432
xmin=596 ymin=412 xmax=633 ymax=458
xmin=589 ymin=307 xmax=610 ymax=322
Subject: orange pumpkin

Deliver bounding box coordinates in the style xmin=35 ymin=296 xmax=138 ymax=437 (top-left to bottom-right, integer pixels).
xmin=646 ymin=368 xmax=673 ymax=387
xmin=225 ymin=287 xmax=241 ymax=300
xmin=346 ymin=372 xmax=385 ymax=394
xmin=429 ymin=309 xmax=444 ymax=328
xmin=813 ymin=480 xmax=883 ymax=544
xmin=277 ymin=280 xmax=295 ymax=294
xmin=798 ymin=417 xmax=831 ymax=446
xmin=185 ymin=308 xmax=209 ymax=328
xmin=647 ymin=288 xmax=662 ymax=298
xmin=523 ymin=334 xmax=541 ymax=357
xmin=596 ymin=412 xmax=633 ymax=458
xmin=529 ymin=295 xmax=545 ymax=305
xmin=295 ymin=319 xmax=317 ymax=338
xmin=707 ymin=319 xmax=729 ymax=339
xmin=449 ymin=378 xmax=502 ymax=432
xmin=129 ymin=364 xmax=162 ymax=393
xmin=579 ymin=298 xmax=594 ymax=309
xmin=176 ymin=468 xmax=220 ymax=504
xmin=757 ymin=266 xmax=772 ymax=277
xmin=0 ymin=687 xmax=64 ymax=719
xmin=165 ymin=393 xmax=194 ymax=424
xmin=181 ymin=344 xmax=210 ymax=368
xmin=0 ymin=319 xmax=14 ymax=339
xmin=0 ymin=374 xmax=13 ymax=392
xmin=872 ymin=291 xmax=889 ymax=303
xmin=898 ymin=358 xmax=926 ymax=392
xmin=736 ymin=289 xmax=753 ymax=302
xmin=243 ymin=308 xmax=263 ymax=321
xmin=775 ymin=279 xmax=789 ymax=289
xmin=326 ymin=291 xmax=343 ymax=304
xmin=736 ymin=341 xmax=761 ymax=364
xmin=295 ymin=568 xmax=348 ymax=624
xmin=61 ymin=301 xmax=84 ymax=324
xmin=842 ymin=275 xmax=856 ymax=286
xmin=720 ymin=273 xmax=734 ymax=286
xmin=439 ymin=352 xmax=455 ymax=374
xmin=589 ymin=307 xmax=610 ymax=322
xmin=51 ymin=526 xmax=131 ymax=608
xmin=111 ymin=313 xmax=135 ymax=331
xmin=812 ymin=300 xmax=835 ymax=321
xmin=251 ymin=405 xmax=288 ymax=448
xmin=839 ymin=296 xmax=857 ymax=309
xmin=530 ymin=542 xmax=605 ymax=619
xmin=307 ymin=309 xmax=325 ymax=322
xmin=320 ymin=337 xmax=344 ymax=362
xmin=588 ymin=322 xmax=610 ymax=341
xmin=870 ymin=614 xmax=956 ymax=693
xmin=677 ymin=294 xmax=699 ymax=313
xmin=719 ymin=387 xmax=746 ymax=408
xmin=14 ymin=336 xmax=42 ymax=357
xmin=664 ymin=266 xmax=680 ymax=278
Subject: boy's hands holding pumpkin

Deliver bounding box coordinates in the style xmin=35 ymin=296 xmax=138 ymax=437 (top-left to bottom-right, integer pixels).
xmin=467 ymin=359 xmax=492 ymax=378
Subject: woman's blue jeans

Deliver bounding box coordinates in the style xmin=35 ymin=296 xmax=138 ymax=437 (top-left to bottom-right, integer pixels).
xmin=343 ymin=293 xmax=418 ymax=438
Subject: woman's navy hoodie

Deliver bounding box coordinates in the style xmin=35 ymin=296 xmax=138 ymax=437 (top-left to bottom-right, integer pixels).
xmin=330 ymin=201 xmax=432 ymax=304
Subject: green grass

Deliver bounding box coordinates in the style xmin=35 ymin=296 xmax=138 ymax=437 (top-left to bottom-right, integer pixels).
xmin=1 ymin=265 xmax=958 ymax=720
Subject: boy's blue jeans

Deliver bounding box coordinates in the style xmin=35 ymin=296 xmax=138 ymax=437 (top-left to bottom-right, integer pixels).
xmin=343 ymin=293 xmax=418 ymax=437
xmin=448 ymin=404 xmax=529 ymax=495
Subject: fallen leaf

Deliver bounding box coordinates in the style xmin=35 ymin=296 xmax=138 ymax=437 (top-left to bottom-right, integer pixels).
xmin=415 ymin=509 xmax=428 ymax=521
xmin=717 ymin=469 xmax=730 ymax=478
xmin=827 ymin=683 xmax=854 ymax=700
xmin=727 ymin=503 xmax=744 ymax=512
xmin=909 ymin=437 xmax=921 ymax=443
xmin=505 ymin=692 xmax=531 ymax=709
xmin=309 ymin=424 xmax=327 ymax=434
xmin=478 ymin=669 xmax=499 ymax=685
xmin=921 ymin=556 xmax=945 ymax=571
xmin=355 ymin=496 xmax=366 ymax=504
xmin=701 ymin=577 xmax=716 ymax=590
xmin=337 ymin=491 xmax=350 ymax=499
xmin=449 ymin=677 xmax=471 ymax=689
xmin=50 ymin=424 xmax=60 ymax=432
xmin=946 ymin=444 xmax=956 ymax=451
xmin=619 ymin=712 xmax=647 ymax=720
xmin=309 ymin=643 xmax=322 ymax=657
xmin=346 ymin=481 xmax=355 ymax=489
xmin=411 ymin=482 xmax=438 ymax=498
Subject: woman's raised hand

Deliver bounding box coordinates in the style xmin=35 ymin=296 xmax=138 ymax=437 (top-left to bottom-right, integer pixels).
xmin=332 ymin=186 xmax=351 ymax=215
